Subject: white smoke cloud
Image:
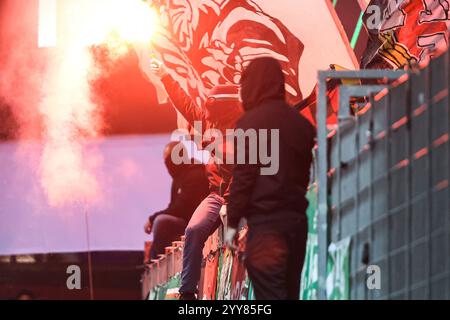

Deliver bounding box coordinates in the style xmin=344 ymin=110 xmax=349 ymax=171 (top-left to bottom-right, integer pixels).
xmin=0 ymin=0 xmax=158 ymax=207
xmin=0 ymin=0 xmax=103 ymax=208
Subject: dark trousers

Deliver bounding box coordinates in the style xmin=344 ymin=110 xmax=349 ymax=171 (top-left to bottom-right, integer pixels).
xmin=151 ymin=214 xmax=187 ymax=260
xmin=244 ymin=218 xmax=308 ymax=300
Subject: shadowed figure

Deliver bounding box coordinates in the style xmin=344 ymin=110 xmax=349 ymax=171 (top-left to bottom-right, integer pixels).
xmin=227 ymin=57 xmax=315 ymax=300
xmin=145 ymin=142 xmax=209 ymax=260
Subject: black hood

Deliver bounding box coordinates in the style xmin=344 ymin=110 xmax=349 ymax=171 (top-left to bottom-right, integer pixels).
xmin=165 ymin=157 xmax=201 ymax=178
xmin=240 ymin=57 xmax=285 ymax=111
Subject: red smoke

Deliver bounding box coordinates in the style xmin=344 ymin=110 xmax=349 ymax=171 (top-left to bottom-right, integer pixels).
xmin=0 ymin=0 xmax=103 ymax=207
xmin=0 ymin=0 xmax=160 ymax=207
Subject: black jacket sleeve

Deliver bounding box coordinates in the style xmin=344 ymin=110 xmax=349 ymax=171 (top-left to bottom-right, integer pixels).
xmin=227 ymin=120 xmax=260 ymax=229
xmin=161 ymin=74 xmax=207 ymax=130
xmin=149 ymin=170 xmax=201 ymax=223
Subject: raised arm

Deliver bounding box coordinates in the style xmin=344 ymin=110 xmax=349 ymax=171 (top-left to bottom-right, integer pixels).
xmin=149 ymin=58 xmax=206 ymax=127
xmin=161 ymin=74 xmax=206 ymax=126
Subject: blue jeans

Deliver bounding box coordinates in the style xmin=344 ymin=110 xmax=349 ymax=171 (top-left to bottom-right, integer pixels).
xmin=151 ymin=214 xmax=187 ymax=260
xmin=179 ymin=193 xmax=224 ymax=294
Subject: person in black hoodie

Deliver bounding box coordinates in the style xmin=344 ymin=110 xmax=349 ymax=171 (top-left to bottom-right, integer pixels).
xmin=145 ymin=142 xmax=209 ymax=260
xmin=225 ymin=57 xmax=316 ymax=300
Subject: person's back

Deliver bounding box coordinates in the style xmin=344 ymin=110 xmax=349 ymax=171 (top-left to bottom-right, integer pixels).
xmin=227 ymin=57 xmax=315 ymax=300
xmin=228 ymin=57 xmax=315 ymax=231
xmin=235 ymin=100 xmax=314 ymax=229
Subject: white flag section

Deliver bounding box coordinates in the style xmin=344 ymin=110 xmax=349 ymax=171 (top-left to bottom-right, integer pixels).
xmin=256 ymin=0 xmax=357 ymax=93
xmin=136 ymin=0 xmax=358 ymax=110
xmin=0 ymin=135 xmax=172 ymax=255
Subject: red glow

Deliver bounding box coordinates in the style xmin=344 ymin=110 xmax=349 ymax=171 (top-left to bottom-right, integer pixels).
xmin=1 ymin=0 xmax=160 ymax=207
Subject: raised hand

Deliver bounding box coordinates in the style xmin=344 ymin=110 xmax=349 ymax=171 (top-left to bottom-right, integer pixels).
xmin=150 ymin=57 xmax=168 ymax=78
xmin=144 ymin=218 xmax=153 ymax=234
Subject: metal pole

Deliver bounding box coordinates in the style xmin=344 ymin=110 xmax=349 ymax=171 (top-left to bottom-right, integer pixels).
xmin=315 ymin=69 xmax=406 ymax=299
xmin=84 ymin=203 xmax=95 ymax=300
xmin=317 ymin=72 xmax=328 ymax=300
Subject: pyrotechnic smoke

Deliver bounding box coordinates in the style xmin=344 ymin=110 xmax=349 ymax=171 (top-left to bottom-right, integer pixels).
xmin=37 ymin=44 xmax=103 ymax=207
xmin=0 ymin=1 xmax=101 ymax=208
xmin=0 ymin=0 xmax=157 ymax=207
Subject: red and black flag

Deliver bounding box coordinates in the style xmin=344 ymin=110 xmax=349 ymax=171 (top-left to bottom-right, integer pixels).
xmin=138 ymin=0 xmax=358 ymax=126
xmin=361 ymin=0 xmax=450 ymax=69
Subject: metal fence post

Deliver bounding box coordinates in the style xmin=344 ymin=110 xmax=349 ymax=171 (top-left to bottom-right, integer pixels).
xmin=317 ymin=72 xmax=329 ymax=300
xmin=315 ymin=69 xmax=406 ymax=300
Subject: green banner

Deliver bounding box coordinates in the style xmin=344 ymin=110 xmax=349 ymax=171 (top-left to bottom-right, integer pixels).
xmin=300 ymin=188 xmax=319 ymax=300
xmin=326 ymin=237 xmax=351 ymax=300
xmin=165 ymin=273 xmax=182 ymax=300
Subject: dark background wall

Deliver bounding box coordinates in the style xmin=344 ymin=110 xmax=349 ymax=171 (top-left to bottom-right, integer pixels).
xmin=0 ymin=252 xmax=144 ymax=300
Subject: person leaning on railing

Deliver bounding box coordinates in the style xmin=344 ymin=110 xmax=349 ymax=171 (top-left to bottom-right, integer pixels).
xmin=145 ymin=142 xmax=209 ymax=260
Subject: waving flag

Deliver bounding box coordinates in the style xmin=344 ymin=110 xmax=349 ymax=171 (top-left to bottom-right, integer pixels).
xmin=36 ymin=0 xmax=358 ymax=125
xmin=361 ymin=0 xmax=450 ymax=69
xmin=152 ymin=0 xmax=304 ymax=105
xmin=137 ymin=0 xmax=358 ymax=125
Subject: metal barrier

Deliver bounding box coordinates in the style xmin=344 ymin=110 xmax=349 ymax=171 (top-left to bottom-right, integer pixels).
xmin=317 ymin=50 xmax=449 ymax=299
xmin=141 ymin=227 xmax=222 ymax=299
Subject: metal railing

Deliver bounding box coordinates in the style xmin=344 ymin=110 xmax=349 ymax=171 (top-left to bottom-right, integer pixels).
xmin=141 ymin=227 xmax=223 ymax=299
xmin=316 ymin=50 xmax=449 ymax=299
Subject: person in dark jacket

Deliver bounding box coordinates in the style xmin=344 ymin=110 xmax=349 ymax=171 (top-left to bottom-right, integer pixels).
xmin=145 ymin=142 xmax=209 ymax=260
xmin=150 ymin=58 xmax=242 ymax=299
xmin=225 ymin=57 xmax=315 ymax=300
